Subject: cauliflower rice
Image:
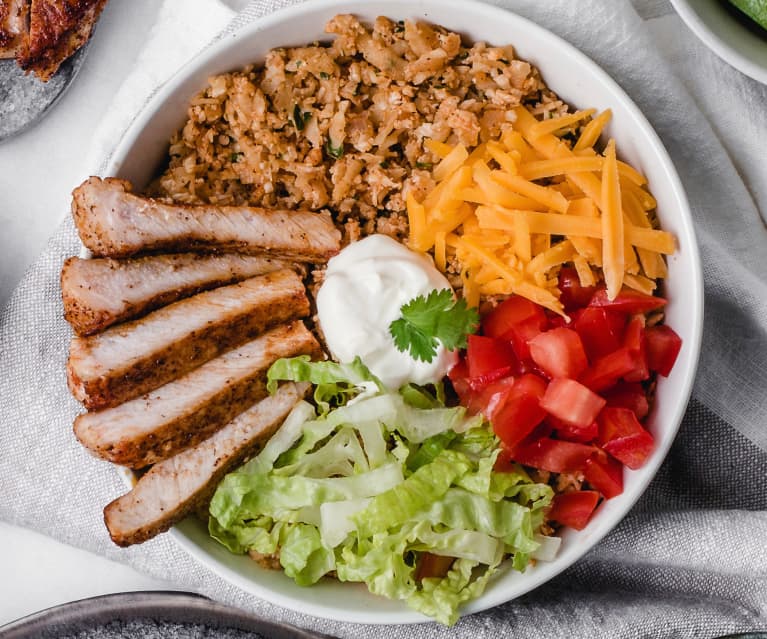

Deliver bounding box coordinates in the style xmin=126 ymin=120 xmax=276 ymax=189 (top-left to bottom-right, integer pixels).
xmin=153 ymin=15 xmax=570 ymax=247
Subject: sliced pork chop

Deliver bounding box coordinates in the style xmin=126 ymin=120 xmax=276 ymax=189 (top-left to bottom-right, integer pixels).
xmin=67 ymin=268 xmax=308 ymax=410
xmin=71 ymin=177 xmax=341 ymax=262
xmin=74 ymin=321 xmax=321 ymax=468
xmin=62 ymin=253 xmax=302 ymax=336
xmin=17 ymin=0 xmax=108 ymax=81
xmin=103 ymin=382 xmax=309 ymax=546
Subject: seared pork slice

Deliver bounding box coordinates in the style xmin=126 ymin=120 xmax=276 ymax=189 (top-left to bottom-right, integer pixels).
xmin=74 ymin=321 xmax=321 ymax=468
xmin=103 ymin=382 xmax=309 ymax=546
xmin=62 ymin=253 xmax=302 ymax=336
xmin=67 ymin=269 xmax=308 ymax=410
xmin=17 ymin=0 xmax=108 ymax=81
xmin=0 ymin=0 xmax=28 ymax=59
xmin=72 ymin=177 xmax=341 ymax=262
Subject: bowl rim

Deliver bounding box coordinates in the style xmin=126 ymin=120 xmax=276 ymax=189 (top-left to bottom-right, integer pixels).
xmin=668 ymin=0 xmax=767 ymax=85
xmin=106 ymin=0 xmax=704 ymax=625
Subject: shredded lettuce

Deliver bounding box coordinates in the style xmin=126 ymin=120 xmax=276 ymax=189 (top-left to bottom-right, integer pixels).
xmin=266 ymin=355 xmax=383 ymax=415
xmin=209 ymin=356 xmax=556 ymax=626
xmin=399 ymin=382 xmax=445 ymax=409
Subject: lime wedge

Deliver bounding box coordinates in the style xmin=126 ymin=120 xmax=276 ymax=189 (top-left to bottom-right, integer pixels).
xmin=728 ymin=0 xmax=767 ymax=31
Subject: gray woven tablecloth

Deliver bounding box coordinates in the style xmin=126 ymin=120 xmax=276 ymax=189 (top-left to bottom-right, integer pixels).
xmin=2 ymin=0 xmax=767 ymax=637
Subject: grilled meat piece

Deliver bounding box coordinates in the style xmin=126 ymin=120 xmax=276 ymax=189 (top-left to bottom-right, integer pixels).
xmin=71 ymin=177 xmax=342 ymax=262
xmin=0 ymin=0 xmax=28 ymax=59
xmin=67 ymin=269 xmax=309 ymax=410
xmin=103 ymin=382 xmax=309 ymax=546
xmin=17 ymin=0 xmax=108 ymax=81
xmin=61 ymin=253 xmax=302 ymax=336
xmin=74 ymin=321 xmax=321 ymax=468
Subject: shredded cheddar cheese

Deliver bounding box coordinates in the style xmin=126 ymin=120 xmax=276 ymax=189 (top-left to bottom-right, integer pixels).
xmin=405 ymin=105 xmax=675 ymax=314
xmin=529 ymin=109 xmax=596 ymax=139
xmin=601 ymin=140 xmax=625 ymax=298
xmin=574 ymin=109 xmax=612 ymax=151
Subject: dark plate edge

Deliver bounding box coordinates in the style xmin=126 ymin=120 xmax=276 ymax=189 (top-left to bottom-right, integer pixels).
xmin=0 ymin=590 xmax=334 ymax=639
xmin=0 ymin=41 xmax=91 ymax=144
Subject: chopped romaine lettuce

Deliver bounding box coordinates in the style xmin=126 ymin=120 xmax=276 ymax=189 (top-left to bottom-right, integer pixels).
xmin=209 ymin=356 xmax=556 ymax=626
xmin=267 ymin=355 xmax=383 ymax=415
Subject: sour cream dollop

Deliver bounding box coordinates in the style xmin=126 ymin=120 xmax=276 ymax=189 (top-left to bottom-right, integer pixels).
xmin=316 ymin=234 xmax=458 ymax=390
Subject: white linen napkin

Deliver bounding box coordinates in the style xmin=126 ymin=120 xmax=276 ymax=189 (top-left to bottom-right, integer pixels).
xmin=84 ymin=0 xmax=235 ymax=171
xmin=1 ymin=0 xmax=767 ymax=637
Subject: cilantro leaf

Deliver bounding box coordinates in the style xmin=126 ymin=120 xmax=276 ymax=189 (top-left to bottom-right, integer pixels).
xmin=389 ymin=289 xmax=479 ymax=362
xmin=390 ymin=317 xmax=439 ymax=363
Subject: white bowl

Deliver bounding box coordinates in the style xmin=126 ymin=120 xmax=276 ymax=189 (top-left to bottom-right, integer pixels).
xmin=106 ymin=0 xmax=703 ymax=624
xmin=669 ymin=0 xmax=767 ymax=84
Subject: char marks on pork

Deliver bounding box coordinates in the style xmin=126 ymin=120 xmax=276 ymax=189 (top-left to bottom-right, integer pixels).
xmin=67 ymin=268 xmax=309 ymax=410
xmin=17 ymin=0 xmax=108 ymax=80
xmin=71 ymin=177 xmax=342 ymax=262
xmin=61 ymin=253 xmax=303 ymax=336
xmin=103 ymin=383 xmax=310 ymax=546
xmin=74 ymin=321 xmax=321 ymax=468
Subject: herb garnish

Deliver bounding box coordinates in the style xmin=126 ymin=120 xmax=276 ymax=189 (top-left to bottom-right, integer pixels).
xmin=292 ymin=105 xmax=312 ymax=131
xmin=325 ymin=139 xmax=345 ymax=159
xmin=389 ymin=289 xmax=479 ymax=363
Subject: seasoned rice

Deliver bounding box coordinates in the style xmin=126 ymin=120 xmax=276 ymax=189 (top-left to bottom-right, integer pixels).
xmin=152 ymin=15 xmax=569 ymax=246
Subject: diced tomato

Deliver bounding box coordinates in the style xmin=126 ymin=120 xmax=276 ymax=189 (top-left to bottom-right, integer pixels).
xmin=547 ymin=491 xmax=600 ymax=530
xmin=546 ymin=313 xmax=569 ymax=329
xmin=558 ymin=267 xmax=597 ymax=312
xmin=514 ymin=421 xmax=556 ymax=451
xmin=468 ymin=367 xmax=513 ymax=391
xmin=572 ymin=307 xmax=626 ymax=361
xmin=415 ymin=552 xmax=455 ymax=580
xmin=598 ymin=406 xmax=641 ymax=444
xmin=447 ymin=359 xmax=472 ymax=405
xmin=511 ymin=437 xmax=597 ymax=473
xmin=491 ymin=374 xmax=548 ymax=449
xmin=589 ymin=288 xmax=667 ymax=314
xmin=645 ymin=325 xmax=682 ymax=377
xmin=502 ymin=319 xmax=547 ymax=363
xmin=603 ymin=382 xmax=650 ymax=420
xmin=604 ymin=436 xmax=654 ymax=470
xmin=549 ymin=415 xmax=599 ymax=443
xmin=467 ymin=335 xmax=516 ymax=381
xmin=597 ymin=407 xmax=654 ymax=470
xmin=584 ymin=454 xmax=624 ymax=498
xmin=622 ymin=317 xmax=649 ymax=383
xmin=482 ymin=295 xmax=548 ymax=338
xmin=467 ymin=376 xmax=516 ymax=421
xmin=579 ymin=347 xmax=638 ymax=392
xmin=529 ymin=327 xmax=589 ymax=379
xmin=540 ymin=378 xmax=606 ymax=428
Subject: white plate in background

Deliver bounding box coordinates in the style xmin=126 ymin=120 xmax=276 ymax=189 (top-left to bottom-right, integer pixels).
xmin=669 ymin=0 xmax=767 ymax=84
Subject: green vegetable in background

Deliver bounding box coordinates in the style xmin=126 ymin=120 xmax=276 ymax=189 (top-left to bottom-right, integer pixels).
xmin=728 ymin=0 xmax=767 ymax=30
